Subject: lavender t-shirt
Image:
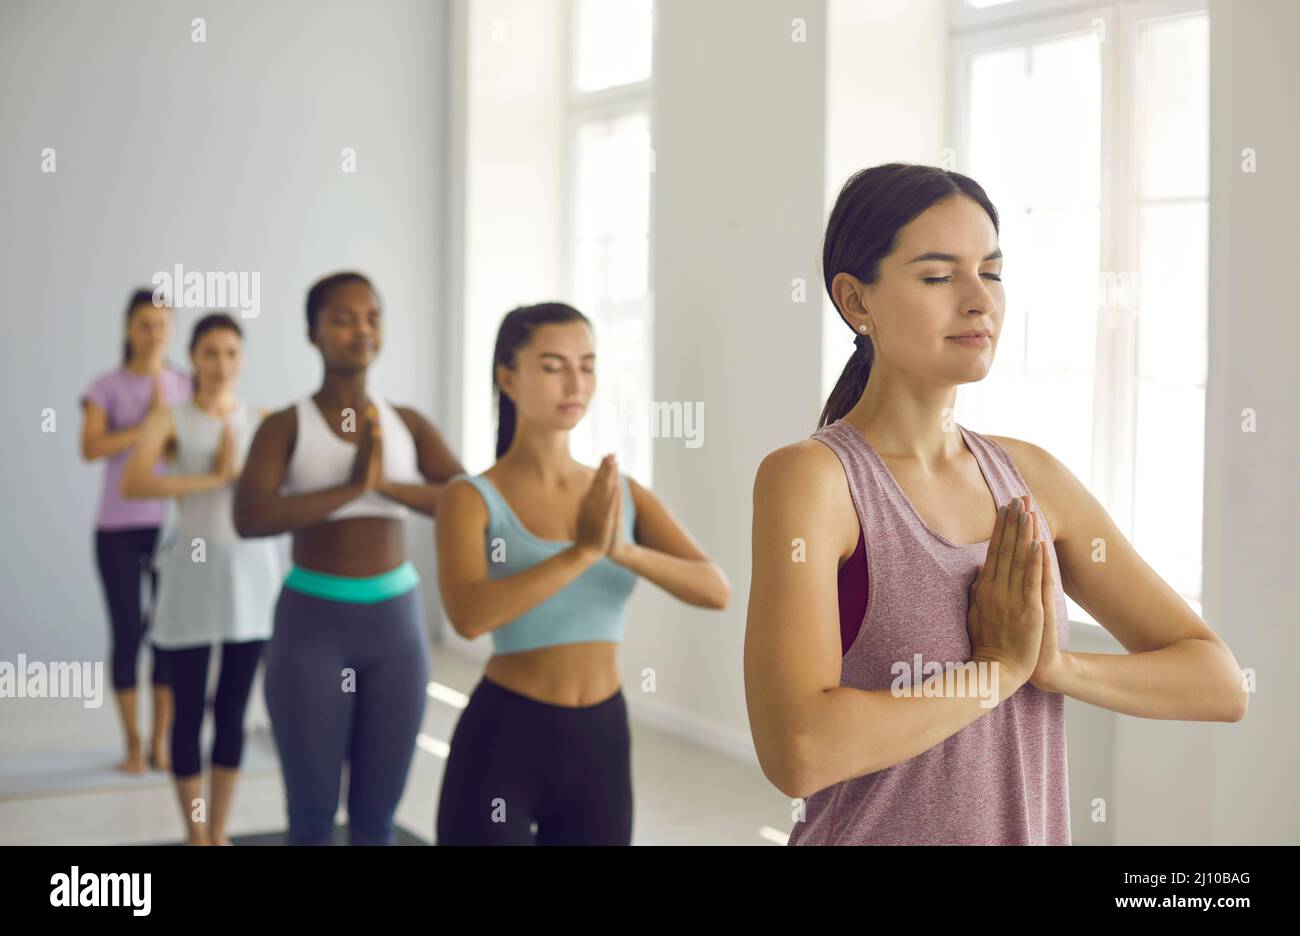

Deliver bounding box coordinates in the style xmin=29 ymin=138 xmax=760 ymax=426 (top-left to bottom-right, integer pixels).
xmin=81 ymin=367 xmax=192 ymax=530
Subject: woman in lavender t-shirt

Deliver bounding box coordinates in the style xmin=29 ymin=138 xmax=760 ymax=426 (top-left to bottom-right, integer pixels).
xmin=79 ymin=288 xmax=191 ymax=774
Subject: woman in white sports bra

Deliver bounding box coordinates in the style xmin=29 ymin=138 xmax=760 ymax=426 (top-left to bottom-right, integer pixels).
xmin=122 ymin=313 xmax=280 ymax=845
xmin=234 ymin=272 xmax=464 ymax=845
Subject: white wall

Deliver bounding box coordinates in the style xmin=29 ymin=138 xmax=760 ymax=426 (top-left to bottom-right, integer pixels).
xmin=620 ymin=0 xmax=828 ymax=758
xmin=0 ymin=0 xmax=448 ymax=668
xmin=822 ymin=0 xmax=949 ymax=405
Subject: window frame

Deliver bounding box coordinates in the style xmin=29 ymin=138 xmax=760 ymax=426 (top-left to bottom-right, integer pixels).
xmin=562 ymin=0 xmax=658 ymax=483
xmin=947 ymin=0 xmax=1210 ymax=631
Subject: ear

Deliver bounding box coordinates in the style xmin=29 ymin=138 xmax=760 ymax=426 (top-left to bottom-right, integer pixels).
xmin=495 ymin=362 xmax=516 ymax=404
xmin=830 ymin=271 xmax=872 ymax=335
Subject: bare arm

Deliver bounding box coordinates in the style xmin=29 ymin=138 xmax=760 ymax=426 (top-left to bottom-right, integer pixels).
xmin=376 ymin=405 xmax=466 ymax=517
xmin=120 ymin=407 xmax=228 ymax=499
xmin=608 ymin=476 xmax=729 ymax=609
xmin=232 ymin=407 xmax=363 ymax=538
xmin=743 ymin=442 xmax=1027 ymax=800
xmin=80 ymin=401 xmax=143 ymax=461
xmin=1003 ymin=438 xmax=1247 ymax=723
xmin=436 ymin=478 xmax=608 ymax=640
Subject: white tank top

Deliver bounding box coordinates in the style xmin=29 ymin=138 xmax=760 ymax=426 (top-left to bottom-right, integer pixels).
xmin=167 ymin=399 xmax=260 ymax=541
xmin=151 ymin=399 xmax=282 ymax=647
xmin=282 ymin=394 xmax=420 ymax=522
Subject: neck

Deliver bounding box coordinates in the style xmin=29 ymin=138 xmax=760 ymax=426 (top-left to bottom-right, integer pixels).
xmin=843 ymin=359 xmax=963 ymax=470
xmin=316 ymin=371 xmax=370 ymax=413
xmin=193 ymin=385 xmax=236 ymax=415
xmin=125 ymin=356 xmax=163 ymax=376
xmin=498 ymin=423 xmax=577 ymax=485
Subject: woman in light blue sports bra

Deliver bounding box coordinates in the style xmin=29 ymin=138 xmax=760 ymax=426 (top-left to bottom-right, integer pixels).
xmin=435 ymin=302 xmax=731 ymax=845
xmin=234 ymin=272 xmax=465 ymax=845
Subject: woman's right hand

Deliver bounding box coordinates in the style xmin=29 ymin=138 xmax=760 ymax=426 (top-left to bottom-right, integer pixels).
xmin=349 ymin=405 xmax=383 ymax=492
xmin=213 ymin=422 xmax=239 ymax=482
xmin=575 ymin=454 xmax=619 ymax=557
xmin=149 ymin=374 xmax=168 ymax=414
xmin=966 ymin=495 xmax=1046 ymax=692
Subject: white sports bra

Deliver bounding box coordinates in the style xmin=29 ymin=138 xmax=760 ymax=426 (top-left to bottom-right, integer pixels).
xmin=282 ymin=395 xmax=421 ymax=522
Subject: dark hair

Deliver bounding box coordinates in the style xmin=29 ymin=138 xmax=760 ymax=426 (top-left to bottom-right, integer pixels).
xmin=188 ymin=313 xmax=243 ymax=393
xmin=491 ymin=302 xmax=592 ymax=459
xmin=306 ymin=271 xmax=377 ymax=333
xmin=818 ymin=162 xmax=999 ymax=429
xmin=122 ymin=287 xmax=163 ymax=365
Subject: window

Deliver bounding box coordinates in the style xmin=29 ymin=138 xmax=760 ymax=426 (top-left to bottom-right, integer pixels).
xmin=950 ymin=0 xmax=1209 ymax=624
xmin=565 ymin=0 xmax=656 ymax=485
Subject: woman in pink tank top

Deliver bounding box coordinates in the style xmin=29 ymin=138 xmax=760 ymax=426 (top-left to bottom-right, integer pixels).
xmin=744 ymin=163 xmax=1247 ymax=845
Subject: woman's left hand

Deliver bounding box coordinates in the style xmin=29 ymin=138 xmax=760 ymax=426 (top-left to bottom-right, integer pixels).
xmin=607 ymin=477 xmax=631 ymax=564
xmin=1029 ymin=531 xmax=1066 ymax=692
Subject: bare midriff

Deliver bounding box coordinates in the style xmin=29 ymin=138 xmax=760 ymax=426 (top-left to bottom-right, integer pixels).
xmin=484 ymin=641 xmax=621 ymax=707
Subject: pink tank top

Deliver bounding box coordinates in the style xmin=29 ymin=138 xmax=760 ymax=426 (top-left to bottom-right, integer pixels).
xmin=790 ymin=418 xmax=1071 ymax=845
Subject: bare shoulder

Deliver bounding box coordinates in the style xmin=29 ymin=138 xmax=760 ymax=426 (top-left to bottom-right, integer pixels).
xmin=983 ymin=433 xmax=1079 ymax=543
xmin=439 ymin=473 xmax=488 ymax=520
xmin=249 ymin=404 xmax=298 ymax=454
xmin=754 ymin=437 xmax=848 ymax=494
xmin=753 ymin=437 xmax=857 ymax=556
xmin=982 ymin=434 xmax=1076 ymax=483
xmin=391 ymin=403 xmax=433 ymax=433
xmin=622 ymin=471 xmax=672 ymax=517
xmin=260 ymin=404 xmax=297 ymax=433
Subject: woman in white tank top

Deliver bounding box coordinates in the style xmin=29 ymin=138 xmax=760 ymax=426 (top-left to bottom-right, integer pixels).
xmin=122 ymin=313 xmax=280 ymax=845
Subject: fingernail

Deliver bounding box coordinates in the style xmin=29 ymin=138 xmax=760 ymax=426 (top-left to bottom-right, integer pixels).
xmin=998 ymin=506 xmax=1007 ymax=519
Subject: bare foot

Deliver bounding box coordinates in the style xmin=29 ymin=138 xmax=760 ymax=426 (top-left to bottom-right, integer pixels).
xmin=148 ymin=742 xmax=171 ymax=772
xmin=117 ymin=743 xmax=146 ymax=774
xmin=212 ymin=837 xmax=232 ymax=846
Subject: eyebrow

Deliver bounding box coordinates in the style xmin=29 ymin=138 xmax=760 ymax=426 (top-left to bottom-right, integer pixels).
xmin=538 ymin=352 xmax=596 ymax=361
xmin=905 ymin=249 xmax=1003 ymax=264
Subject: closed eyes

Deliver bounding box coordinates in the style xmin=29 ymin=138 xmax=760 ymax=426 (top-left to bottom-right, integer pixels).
xmin=924 ymin=274 xmax=1003 ymax=285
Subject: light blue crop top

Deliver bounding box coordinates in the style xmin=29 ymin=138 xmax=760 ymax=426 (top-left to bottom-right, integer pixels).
xmin=452 ymin=471 xmax=639 ymax=655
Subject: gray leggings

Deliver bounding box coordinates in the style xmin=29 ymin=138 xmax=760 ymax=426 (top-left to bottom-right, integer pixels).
xmin=264 ymin=584 xmax=430 ymax=845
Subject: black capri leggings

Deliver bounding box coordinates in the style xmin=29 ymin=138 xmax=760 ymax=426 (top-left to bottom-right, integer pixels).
xmin=436 ymin=676 xmax=633 ymax=845
xmin=166 ymin=640 xmax=267 ymax=778
xmin=94 ymin=527 xmax=170 ymax=690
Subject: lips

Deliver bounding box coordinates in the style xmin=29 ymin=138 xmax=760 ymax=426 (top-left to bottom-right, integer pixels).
xmin=946 ymin=331 xmax=993 ymax=348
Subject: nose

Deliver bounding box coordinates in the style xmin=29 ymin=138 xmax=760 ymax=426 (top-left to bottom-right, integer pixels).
xmin=961 ymin=275 xmax=998 ymax=316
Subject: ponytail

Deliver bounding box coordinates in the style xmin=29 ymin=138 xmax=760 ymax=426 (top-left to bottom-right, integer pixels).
xmin=819 ymin=333 xmax=875 ymax=429
xmin=496 ymin=387 xmax=519 ymax=460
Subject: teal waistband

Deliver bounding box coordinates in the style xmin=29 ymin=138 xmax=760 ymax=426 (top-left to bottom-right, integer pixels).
xmin=283 ymin=561 xmax=420 ymax=604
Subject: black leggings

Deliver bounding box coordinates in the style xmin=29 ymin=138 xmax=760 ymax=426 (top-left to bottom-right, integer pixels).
xmin=94 ymin=527 xmax=170 ymax=690
xmin=166 ymin=640 xmax=267 ymax=778
xmin=436 ymin=676 xmax=633 ymax=845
